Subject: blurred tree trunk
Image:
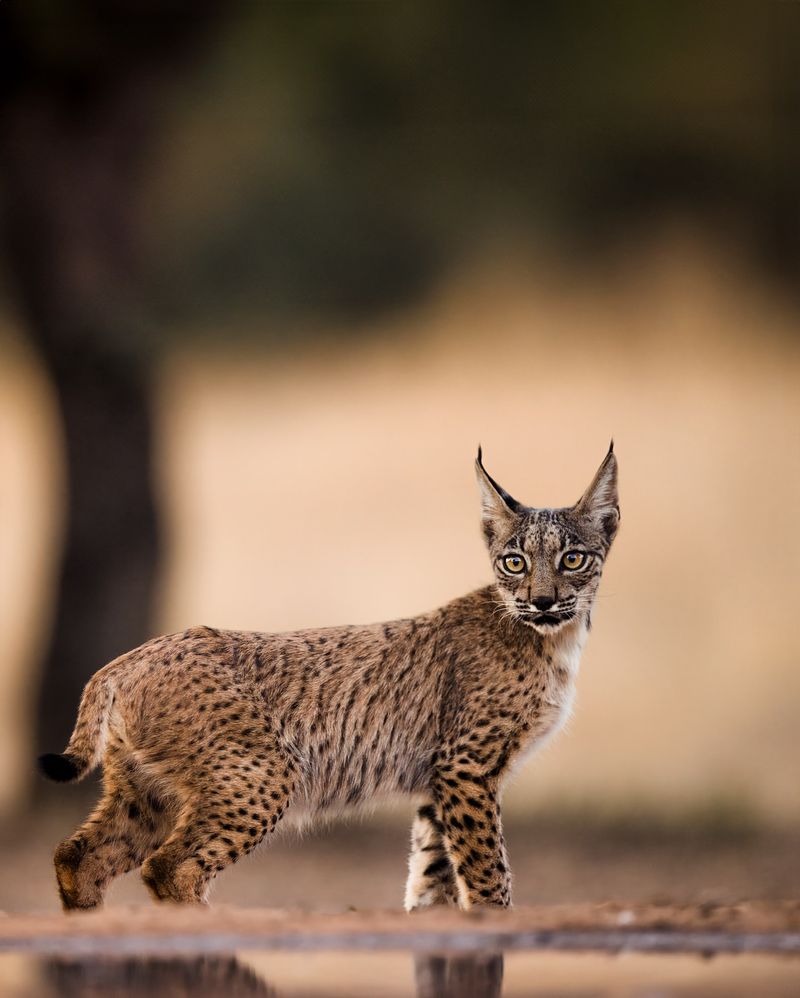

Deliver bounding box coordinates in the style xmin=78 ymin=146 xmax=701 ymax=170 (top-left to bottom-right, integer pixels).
xmin=0 ymin=3 xmax=228 ymax=759
xmin=1 ymin=91 xmax=161 ymax=757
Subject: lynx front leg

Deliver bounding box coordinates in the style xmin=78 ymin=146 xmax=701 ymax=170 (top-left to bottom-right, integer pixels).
xmin=404 ymin=802 xmax=458 ymax=911
xmin=432 ymin=756 xmax=511 ymax=910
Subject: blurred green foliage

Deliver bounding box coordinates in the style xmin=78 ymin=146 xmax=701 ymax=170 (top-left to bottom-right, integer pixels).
xmin=530 ymin=794 xmax=762 ymax=845
xmin=139 ymin=1 xmax=800 ymax=338
xmin=1 ymin=2 xmax=798 ymax=346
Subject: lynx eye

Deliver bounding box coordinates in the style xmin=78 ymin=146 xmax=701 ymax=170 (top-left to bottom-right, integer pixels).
xmin=501 ymin=554 xmax=526 ymax=574
xmin=561 ymin=551 xmax=588 ymax=571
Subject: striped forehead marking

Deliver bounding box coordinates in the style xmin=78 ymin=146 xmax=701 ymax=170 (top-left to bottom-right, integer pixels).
xmin=516 ymin=510 xmax=580 ymax=554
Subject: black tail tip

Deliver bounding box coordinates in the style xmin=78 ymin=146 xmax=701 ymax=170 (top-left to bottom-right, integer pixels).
xmin=38 ymin=752 xmax=81 ymax=783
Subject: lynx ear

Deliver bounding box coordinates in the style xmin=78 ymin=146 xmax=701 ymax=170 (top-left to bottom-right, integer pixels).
xmin=475 ymin=447 xmax=521 ymax=541
xmin=573 ymin=441 xmax=619 ymax=543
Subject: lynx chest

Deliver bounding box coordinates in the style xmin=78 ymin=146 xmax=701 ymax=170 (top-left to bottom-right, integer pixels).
xmin=516 ymin=626 xmax=587 ymax=764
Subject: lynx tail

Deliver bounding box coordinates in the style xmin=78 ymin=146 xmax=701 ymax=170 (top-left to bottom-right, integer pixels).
xmin=37 ymin=669 xmax=116 ymax=784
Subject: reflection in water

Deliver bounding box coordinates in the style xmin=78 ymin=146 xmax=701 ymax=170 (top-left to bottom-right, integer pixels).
xmin=415 ymin=953 xmax=503 ymax=998
xmin=5 ymin=950 xmax=798 ymax=997
xmin=43 ymin=956 xmax=277 ymax=998
xmin=38 ymin=953 xmax=504 ymax=998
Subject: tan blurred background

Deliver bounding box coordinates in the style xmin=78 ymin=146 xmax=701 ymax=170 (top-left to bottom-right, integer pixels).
xmin=0 ymin=1 xmax=798 ymax=911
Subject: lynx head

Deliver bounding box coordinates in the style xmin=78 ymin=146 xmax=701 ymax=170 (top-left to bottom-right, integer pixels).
xmin=476 ymin=444 xmax=619 ymax=633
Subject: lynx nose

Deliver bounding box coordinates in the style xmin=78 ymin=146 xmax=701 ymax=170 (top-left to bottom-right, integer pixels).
xmin=532 ymin=596 xmax=555 ymax=611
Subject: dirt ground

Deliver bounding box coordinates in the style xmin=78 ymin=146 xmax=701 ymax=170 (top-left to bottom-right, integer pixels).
xmin=2 ymin=901 xmax=799 ymax=998
xmin=2 ymin=807 xmax=798 ymax=996
xmin=3 ymin=900 xmax=800 ymax=953
xmin=2 ymin=801 xmax=798 ymax=915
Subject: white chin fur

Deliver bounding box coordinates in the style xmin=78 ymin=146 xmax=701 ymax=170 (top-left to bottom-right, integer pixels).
xmin=520 ymin=617 xmax=569 ymax=633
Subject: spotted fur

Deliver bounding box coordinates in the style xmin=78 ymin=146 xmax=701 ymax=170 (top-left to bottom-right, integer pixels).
xmin=41 ymin=446 xmax=619 ymax=911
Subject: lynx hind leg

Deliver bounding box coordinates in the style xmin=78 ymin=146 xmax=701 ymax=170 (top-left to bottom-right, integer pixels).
xmin=404 ymin=803 xmax=458 ymax=911
xmin=141 ymin=750 xmax=296 ymax=905
xmin=54 ymin=757 xmax=172 ymax=911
